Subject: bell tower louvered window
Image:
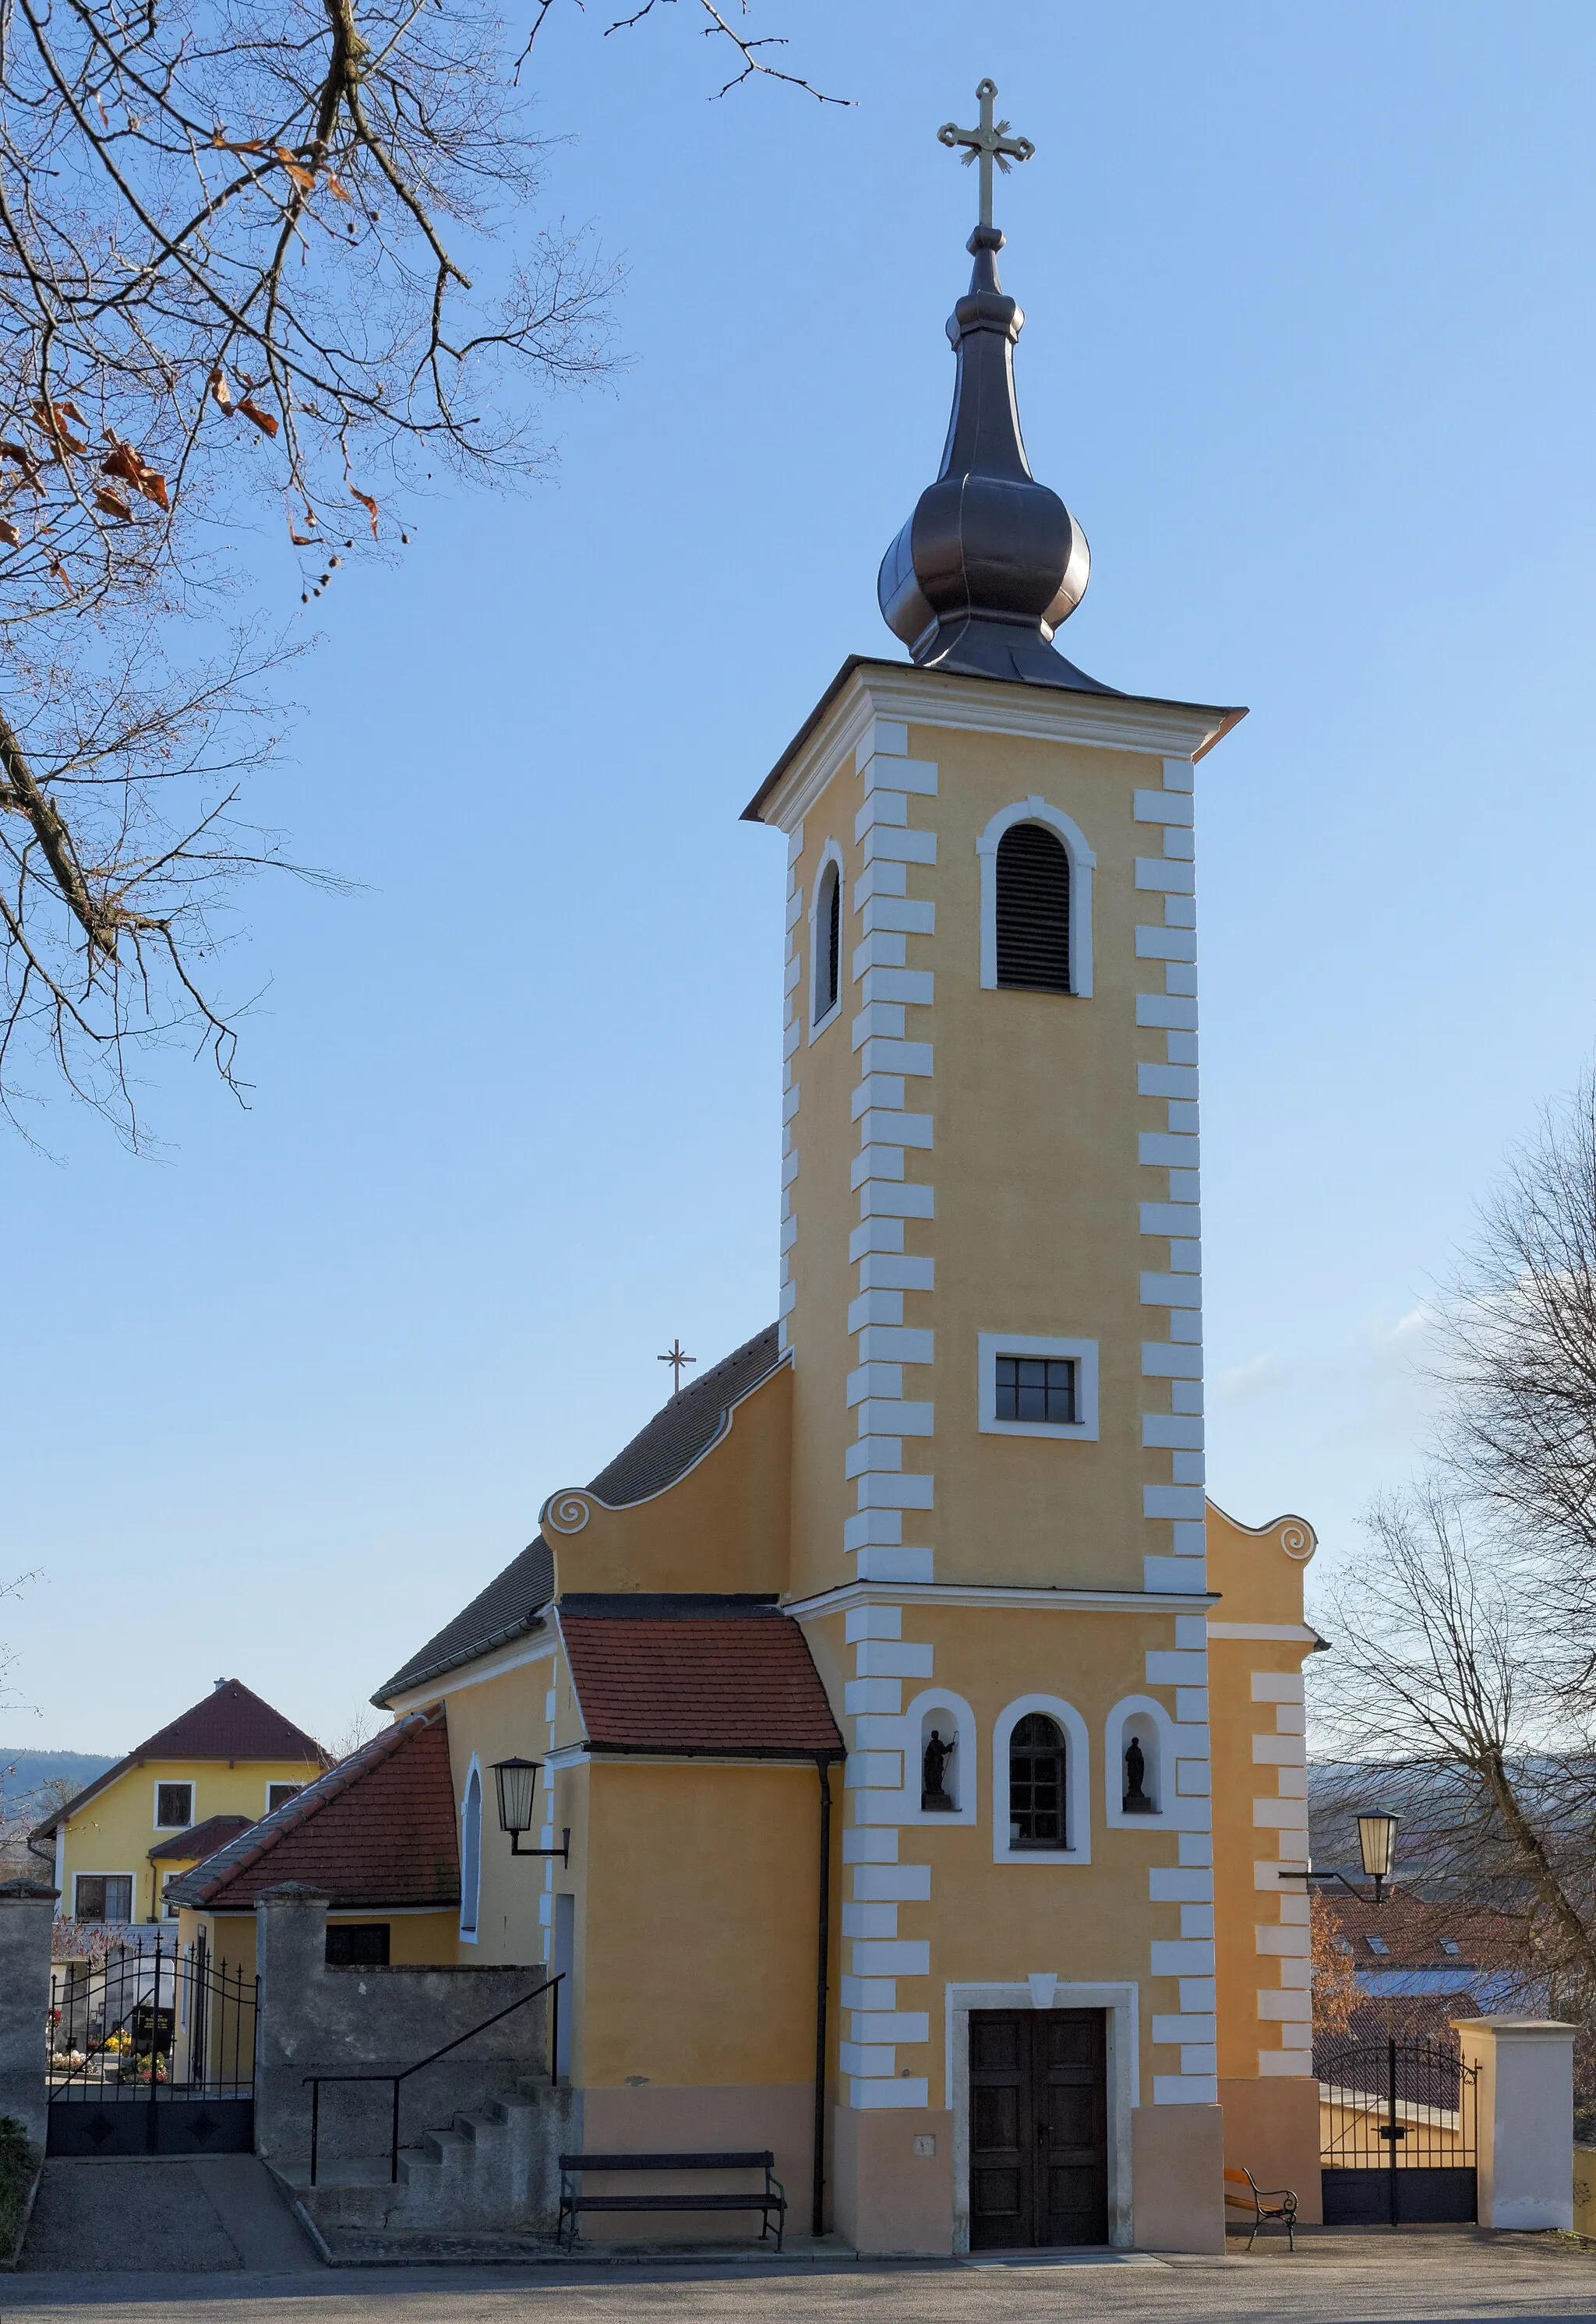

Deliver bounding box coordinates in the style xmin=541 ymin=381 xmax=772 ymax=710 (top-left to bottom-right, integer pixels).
xmin=814 ymin=859 xmax=842 ymax=1024
xmin=995 ymin=820 xmax=1071 ymax=993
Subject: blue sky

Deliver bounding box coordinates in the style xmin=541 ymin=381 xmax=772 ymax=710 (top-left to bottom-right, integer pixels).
xmin=6 ymin=2 xmax=1596 ymax=1753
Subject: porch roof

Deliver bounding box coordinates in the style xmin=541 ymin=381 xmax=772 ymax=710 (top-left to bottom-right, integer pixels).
xmin=560 ymin=1596 xmax=844 ymax=1760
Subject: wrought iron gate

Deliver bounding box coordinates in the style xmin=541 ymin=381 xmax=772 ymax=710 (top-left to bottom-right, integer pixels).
xmin=47 ymin=1931 xmax=257 ymax=2157
xmin=1319 ymin=2036 xmax=1478 ymax=2225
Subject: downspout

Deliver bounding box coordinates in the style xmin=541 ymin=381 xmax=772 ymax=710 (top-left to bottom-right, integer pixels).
xmin=812 ymin=1752 xmax=834 ymax=2238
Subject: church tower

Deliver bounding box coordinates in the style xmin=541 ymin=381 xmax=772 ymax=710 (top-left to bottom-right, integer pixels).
xmin=743 ymin=81 xmax=1315 ymax=2252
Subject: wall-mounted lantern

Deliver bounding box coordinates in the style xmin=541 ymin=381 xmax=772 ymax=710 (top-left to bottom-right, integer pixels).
xmin=491 ymin=1757 xmax=570 ymax=1866
xmin=1355 ymin=1811 xmax=1399 ymax=1906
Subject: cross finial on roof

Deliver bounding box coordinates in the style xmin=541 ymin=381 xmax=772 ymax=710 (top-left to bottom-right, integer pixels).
xmin=937 ymin=77 xmax=1034 ymax=232
xmin=658 ymin=1337 xmax=696 ymax=1395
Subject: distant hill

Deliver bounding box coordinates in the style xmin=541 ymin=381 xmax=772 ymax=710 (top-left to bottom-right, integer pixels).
xmin=1 ymin=1747 xmax=118 ymax=1818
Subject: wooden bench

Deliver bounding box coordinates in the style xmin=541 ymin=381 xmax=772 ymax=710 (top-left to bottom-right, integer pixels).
xmin=556 ymin=2149 xmax=787 ymax=2251
xmin=1224 ymin=2164 xmax=1298 ymax=2250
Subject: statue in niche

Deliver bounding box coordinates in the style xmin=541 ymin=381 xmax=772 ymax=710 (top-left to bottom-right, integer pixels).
xmin=1123 ymin=1733 xmax=1154 ymax=1813
xmin=922 ymin=1726 xmax=957 ymax=1812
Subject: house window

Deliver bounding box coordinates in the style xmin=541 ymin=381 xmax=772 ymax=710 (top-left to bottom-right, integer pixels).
xmin=978 ymin=1334 xmax=1099 ymax=1441
xmin=1008 ymin=1715 xmax=1068 ymax=1850
xmin=1440 ymin=1938 xmax=1460 ymax=1956
xmin=154 ymin=1783 xmax=193 ymax=1830
xmin=73 ymin=1874 xmax=132 ymax=1923
xmin=266 ymin=1783 xmax=302 ymax=1814
xmin=995 ymin=1354 xmax=1075 ymax=1426
xmin=995 ymin=821 xmax=1071 ymax=993
xmin=1365 ymin=1935 xmax=1389 ymax=1956
xmin=810 ymin=852 xmax=843 ymax=1033
xmin=326 ymin=1923 xmax=391 ymax=1966
xmin=460 ymin=1762 xmax=482 ymax=1941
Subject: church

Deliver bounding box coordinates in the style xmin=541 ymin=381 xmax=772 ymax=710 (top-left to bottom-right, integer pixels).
xmin=194 ymin=83 xmax=1326 ymax=2255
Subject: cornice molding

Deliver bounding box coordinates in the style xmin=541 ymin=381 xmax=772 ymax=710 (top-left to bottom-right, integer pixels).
xmin=783 ymin=1579 xmax=1219 ymax=1621
xmin=748 ymin=658 xmax=1244 ymax=836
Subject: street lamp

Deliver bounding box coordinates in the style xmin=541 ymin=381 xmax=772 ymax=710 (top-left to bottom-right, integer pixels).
xmin=1279 ymin=1808 xmax=1400 ymax=1905
xmin=490 ymin=1757 xmax=570 ymax=1866
xmin=1356 ymin=1812 xmax=1399 ymax=1906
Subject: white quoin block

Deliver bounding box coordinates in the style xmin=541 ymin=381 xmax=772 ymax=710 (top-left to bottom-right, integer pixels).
xmin=1454 ymin=2017 xmax=1577 ymax=2231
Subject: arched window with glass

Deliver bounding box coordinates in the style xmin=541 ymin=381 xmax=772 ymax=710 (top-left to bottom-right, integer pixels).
xmin=1008 ymin=1712 xmax=1068 ymax=1850
xmin=459 ymin=1762 xmax=482 ymax=1941
xmin=813 ymin=855 xmax=842 ymax=1026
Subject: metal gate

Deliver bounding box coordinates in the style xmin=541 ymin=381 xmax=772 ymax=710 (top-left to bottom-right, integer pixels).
xmin=47 ymin=1931 xmax=257 ymax=2157
xmin=1319 ymin=2037 xmax=1478 ymax=2225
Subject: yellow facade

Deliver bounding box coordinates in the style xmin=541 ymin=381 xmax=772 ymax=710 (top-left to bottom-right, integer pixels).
xmin=376 ymin=661 xmax=1323 ymax=2255
xmin=53 ymin=1753 xmax=323 ymax=1927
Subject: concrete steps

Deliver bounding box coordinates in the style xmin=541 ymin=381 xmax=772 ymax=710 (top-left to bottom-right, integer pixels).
xmin=291 ymin=2075 xmax=569 ymax=2241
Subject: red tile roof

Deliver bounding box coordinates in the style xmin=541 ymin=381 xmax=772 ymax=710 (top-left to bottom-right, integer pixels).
xmin=148 ymin=1814 xmax=254 ymax=1863
xmin=1319 ymin=1888 xmax=1520 ymax=1970
xmin=560 ymin=1598 xmax=844 ymax=1758
xmin=164 ymin=1711 xmax=459 ymax=1913
xmin=32 ymin=1679 xmax=326 ymax=1840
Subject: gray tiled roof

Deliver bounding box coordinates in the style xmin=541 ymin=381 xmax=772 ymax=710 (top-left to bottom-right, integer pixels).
xmin=586 ymin=1324 xmax=782 ymax=1506
xmin=373 ymin=1323 xmax=783 ymax=1706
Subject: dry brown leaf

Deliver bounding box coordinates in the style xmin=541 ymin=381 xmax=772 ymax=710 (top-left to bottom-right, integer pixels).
xmin=48 ymin=558 xmax=73 ymax=594
xmin=94 ymin=486 xmax=134 ymax=522
xmin=31 ymin=402 xmax=87 ymax=453
xmin=0 ymin=441 xmax=38 ymax=474
xmin=288 ymin=528 xmax=317 ymax=545
xmin=237 ymin=398 xmax=280 ymax=438
xmin=213 ymin=132 xmax=267 ymax=153
xmin=349 ymin=485 xmax=379 ymax=538
xmin=0 ymin=519 xmax=20 ymax=547
xmin=324 ymin=170 xmax=351 ymax=202
xmin=101 ymin=440 xmax=141 ymax=481
xmin=208 ymin=365 xmax=235 ymax=414
xmin=276 ymin=146 xmax=317 ymax=192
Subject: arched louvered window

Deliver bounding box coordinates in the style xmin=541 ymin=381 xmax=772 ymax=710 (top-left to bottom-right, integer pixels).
xmin=1008 ymin=1712 xmax=1068 ymax=1850
xmin=995 ymin=820 xmax=1071 ymax=993
xmin=814 ymin=857 xmax=842 ymax=1024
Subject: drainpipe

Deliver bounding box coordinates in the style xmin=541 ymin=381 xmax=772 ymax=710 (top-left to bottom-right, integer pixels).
xmin=812 ymin=1753 xmax=835 ymax=2238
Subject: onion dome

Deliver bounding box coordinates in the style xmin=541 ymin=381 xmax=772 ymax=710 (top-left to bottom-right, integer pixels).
xmin=878 ymin=101 xmax=1110 ymax=693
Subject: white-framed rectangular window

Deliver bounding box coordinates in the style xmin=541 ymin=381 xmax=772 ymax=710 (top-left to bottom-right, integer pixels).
xmin=977 ymin=1333 xmax=1099 ymax=1441
xmin=266 ymin=1782 xmax=302 ymax=1814
xmin=154 ymin=1780 xmax=193 ymax=1830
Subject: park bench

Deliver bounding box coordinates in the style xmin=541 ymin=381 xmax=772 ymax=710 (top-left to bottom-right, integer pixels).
xmin=1223 ymin=2163 xmax=1298 ymax=2250
xmin=556 ymin=2149 xmax=787 ymax=2251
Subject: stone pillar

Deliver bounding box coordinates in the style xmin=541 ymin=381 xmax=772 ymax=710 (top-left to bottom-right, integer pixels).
xmin=253 ymin=1881 xmax=330 ymax=2170
xmin=0 ymin=1879 xmax=59 ymax=2151
xmin=1454 ymin=2015 xmax=1577 ymax=2231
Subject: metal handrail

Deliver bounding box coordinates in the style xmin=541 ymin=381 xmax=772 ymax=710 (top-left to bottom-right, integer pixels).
xmin=304 ymin=1971 xmax=562 ymax=2185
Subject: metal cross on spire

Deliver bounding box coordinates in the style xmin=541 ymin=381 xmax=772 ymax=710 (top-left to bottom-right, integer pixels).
xmin=937 ymin=77 xmax=1035 ymax=230
xmin=658 ymin=1337 xmax=696 ymax=1395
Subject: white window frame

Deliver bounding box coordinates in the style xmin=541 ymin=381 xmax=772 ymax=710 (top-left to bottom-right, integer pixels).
xmin=1103 ymin=1694 xmax=1178 ymax=1829
xmin=992 ymin=1695 xmax=1092 ymax=1866
xmin=265 ymin=1781 xmax=303 ymax=1815
xmin=459 ymin=1756 xmax=483 ymax=1943
xmin=72 ymin=1871 xmax=135 ymax=1923
xmin=976 ymin=795 xmax=1095 ymax=998
xmin=807 ymin=841 xmax=845 ymax=1042
xmin=152 ymin=1779 xmax=194 ymax=1831
xmin=978 ymin=1332 xmax=1099 ymax=1442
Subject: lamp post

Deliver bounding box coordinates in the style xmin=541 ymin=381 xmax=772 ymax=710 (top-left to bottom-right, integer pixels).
xmin=490 ymin=1757 xmax=570 ymax=1866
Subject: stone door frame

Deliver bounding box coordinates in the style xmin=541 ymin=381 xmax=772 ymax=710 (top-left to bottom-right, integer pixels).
xmin=945 ymin=1979 xmax=1138 ymax=2254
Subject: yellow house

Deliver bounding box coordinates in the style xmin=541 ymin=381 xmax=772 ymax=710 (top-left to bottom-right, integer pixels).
xmin=306 ymin=104 xmax=1327 ymax=2257
xmin=30 ymin=1678 xmax=324 ymax=1930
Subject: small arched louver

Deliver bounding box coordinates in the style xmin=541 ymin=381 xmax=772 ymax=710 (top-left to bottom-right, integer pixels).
xmin=995 ymin=821 xmax=1070 ymax=993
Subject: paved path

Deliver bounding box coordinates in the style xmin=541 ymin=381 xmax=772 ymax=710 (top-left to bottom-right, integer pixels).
xmin=5 ymin=2226 xmax=1596 ymax=2322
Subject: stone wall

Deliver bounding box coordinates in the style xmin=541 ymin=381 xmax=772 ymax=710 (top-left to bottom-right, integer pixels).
xmin=254 ymin=1884 xmax=553 ymax=2174
xmin=0 ymin=1881 xmax=57 ymax=2151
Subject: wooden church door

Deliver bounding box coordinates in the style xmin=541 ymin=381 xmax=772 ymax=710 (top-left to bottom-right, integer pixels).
xmin=969 ymin=2008 xmax=1109 ymax=2247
